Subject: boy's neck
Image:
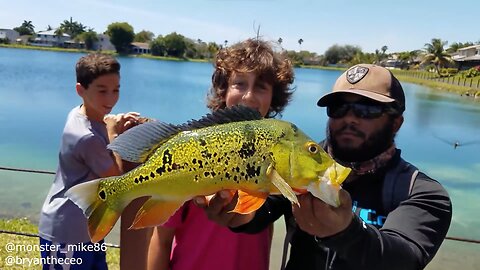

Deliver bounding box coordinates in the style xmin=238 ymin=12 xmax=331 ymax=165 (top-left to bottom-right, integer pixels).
xmin=79 ymin=104 xmax=105 ymax=123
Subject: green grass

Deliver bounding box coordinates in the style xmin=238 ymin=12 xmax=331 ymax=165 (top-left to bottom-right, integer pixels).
xmin=391 ymin=70 xmax=480 ymax=97
xmin=0 ymin=218 xmax=119 ymax=269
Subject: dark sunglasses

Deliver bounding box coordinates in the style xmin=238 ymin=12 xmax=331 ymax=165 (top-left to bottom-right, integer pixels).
xmin=327 ymin=102 xmax=398 ymax=119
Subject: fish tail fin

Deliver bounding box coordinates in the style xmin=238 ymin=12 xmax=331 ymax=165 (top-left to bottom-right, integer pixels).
xmin=65 ymin=177 xmax=123 ymax=243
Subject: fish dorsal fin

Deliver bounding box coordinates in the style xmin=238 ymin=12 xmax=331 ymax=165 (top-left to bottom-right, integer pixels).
xmin=179 ymin=105 xmax=262 ymax=130
xmin=109 ymin=106 xmax=261 ymax=163
xmin=108 ymin=121 xmax=183 ymax=163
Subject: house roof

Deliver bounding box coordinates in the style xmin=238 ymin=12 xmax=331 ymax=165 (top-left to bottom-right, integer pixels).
xmin=131 ymin=42 xmax=150 ymax=49
xmin=457 ymin=44 xmax=480 ymax=51
xmin=36 ymin=29 xmax=70 ymax=37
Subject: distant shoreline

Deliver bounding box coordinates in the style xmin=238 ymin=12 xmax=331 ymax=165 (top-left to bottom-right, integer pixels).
xmin=2 ymin=44 xmax=479 ymax=100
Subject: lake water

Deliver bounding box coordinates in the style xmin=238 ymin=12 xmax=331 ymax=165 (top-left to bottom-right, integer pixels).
xmin=1 ymin=47 xmax=479 ymax=269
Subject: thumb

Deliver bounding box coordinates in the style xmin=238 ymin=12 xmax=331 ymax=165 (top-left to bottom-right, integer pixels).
xmin=338 ymin=189 xmax=352 ymax=209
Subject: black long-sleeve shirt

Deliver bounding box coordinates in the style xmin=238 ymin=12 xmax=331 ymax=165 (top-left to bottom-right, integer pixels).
xmin=232 ymin=152 xmax=452 ymax=270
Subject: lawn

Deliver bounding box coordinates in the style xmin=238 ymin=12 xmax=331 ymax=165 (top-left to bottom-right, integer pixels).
xmin=0 ymin=218 xmax=120 ymax=269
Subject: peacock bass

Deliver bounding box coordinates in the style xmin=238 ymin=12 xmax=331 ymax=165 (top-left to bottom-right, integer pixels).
xmin=66 ymin=106 xmax=351 ymax=242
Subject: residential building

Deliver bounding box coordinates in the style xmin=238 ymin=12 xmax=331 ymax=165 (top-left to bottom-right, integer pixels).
xmin=0 ymin=29 xmax=19 ymax=43
xmin=92 ymin=34 xmax=115 ymax=51
xmin=452 ymin=45 xmax=480 ymax=70
xmin=31 ymin=29 xmax=70 ymax=47
xmin=130 ymin=42 xmax=151 ymax=54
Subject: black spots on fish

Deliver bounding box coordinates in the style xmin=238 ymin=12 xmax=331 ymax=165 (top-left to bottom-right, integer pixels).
xmin=198 ymin=160 xmax=204 ymax=169
xmin=279 ymin=131 xmax=286 ymax=139
xmin=194 ymin=175 xmax=199 ymax=182
xmin=98 ymin=190 xmax=106 ymax=201
xmin=290 ymin=123 xmax=298 ymax=132
xmin=233 ymin=175 xmax=239 ymax=183
xmin=150 ymin=172 xmax=155 ymax=178
xmin=201 ymin=150 xmax=212 ymax=159
xmin=238 ymin=142 xmax=256 ymax=159
xmin=203 ymin=171 xmax=217 ymax=178
xmin=225 ymin=172 xmax=231 ymax=179
xmin=162 ymin=150 xmax=173 ymax=165
xmin=192 ymin=158 xmax=197 ymax=164
xmin=199 ymin=139 xmax=207 ymax=147
xmin=156 ymin=166 xmax=166 ymax=175
xmin=134 ymin=178 xmax=139 ymax=184
xmin=246 ymin=163 xmax=261 ymax=178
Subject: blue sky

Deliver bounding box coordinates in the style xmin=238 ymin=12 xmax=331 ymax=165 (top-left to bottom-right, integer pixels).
xmin=1 ymin=0 xmax=478 ymax=54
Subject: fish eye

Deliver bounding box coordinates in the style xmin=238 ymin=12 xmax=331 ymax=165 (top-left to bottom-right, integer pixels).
xmin=98 ymin=190 xmax=107 ymax=201
xmin=306 ymin=142 xmax=319 ymax=154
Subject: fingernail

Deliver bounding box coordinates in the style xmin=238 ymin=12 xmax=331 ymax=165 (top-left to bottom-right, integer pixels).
xmin=194 ymin=197 xmax=204 ymax=205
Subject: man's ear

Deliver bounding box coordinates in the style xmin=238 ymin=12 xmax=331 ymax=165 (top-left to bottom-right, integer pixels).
xmin=76 ymin=83 xmax=85 ymax=97
xmin=393 ymin=115 xmax=404 ymax=133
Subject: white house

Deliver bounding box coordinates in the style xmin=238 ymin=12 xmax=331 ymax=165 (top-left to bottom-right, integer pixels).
xmin=92 ymin=34 xmax=115 ymax=51
xmin=0 ymin=29 xmax=19 ymax=43
xmin=452 ymin=45 xmax=480 ymax=70
xmin=31 ymin=29 xmax=70 ymax=47
xmin=130 ymin=42 xmax=151 ymax=54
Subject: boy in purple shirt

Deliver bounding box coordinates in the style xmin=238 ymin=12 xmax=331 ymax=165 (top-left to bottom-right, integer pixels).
xmin=39 ymin=53 xmax=139 ymax=269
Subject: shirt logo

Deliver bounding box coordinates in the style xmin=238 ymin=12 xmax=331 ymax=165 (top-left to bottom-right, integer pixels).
xmin=346 ymin=66 xmax=369 ymax=84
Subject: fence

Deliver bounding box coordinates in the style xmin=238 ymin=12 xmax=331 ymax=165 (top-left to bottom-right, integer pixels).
xmin=0 ymin=165 xmax=479 ymax=245
xmin=393 ymin=70 xmax=480 ymax=90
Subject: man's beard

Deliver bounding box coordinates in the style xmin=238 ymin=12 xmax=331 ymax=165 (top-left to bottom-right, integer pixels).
xmin=328 ymin=120 xmax=395 ymax=162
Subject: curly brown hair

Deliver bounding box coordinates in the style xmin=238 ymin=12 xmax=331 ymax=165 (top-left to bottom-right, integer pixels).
xmin=207 ymin=39 xmax=294 ymax=118
xmin=76 ymin=53 xmax=120 ymax=89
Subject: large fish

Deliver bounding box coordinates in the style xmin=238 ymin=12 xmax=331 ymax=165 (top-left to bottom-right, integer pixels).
xmin=66 ymin=106 xmax=351 ymax=242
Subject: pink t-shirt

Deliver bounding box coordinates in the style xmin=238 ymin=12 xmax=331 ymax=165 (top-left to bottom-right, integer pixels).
xmin=163 ymin=201 xmax=272 ymax=270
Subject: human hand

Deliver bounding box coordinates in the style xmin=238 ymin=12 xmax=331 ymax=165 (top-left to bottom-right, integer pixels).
xmin=193 ymin=190 xmax=255 ymax=228
xmin=104 ymin=112 xmax=141 ymax=135
xmin=292 ymin=190 xmax=353 ymax=238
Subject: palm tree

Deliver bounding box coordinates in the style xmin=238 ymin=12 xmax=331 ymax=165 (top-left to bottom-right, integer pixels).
xmin=60 ymin=17 xmax=86 ymax=38
xmin=298 ymin=38 xmax=303 ymax=51
xmin=421 ymin=38 xmax=454 ymax=76
xmin=21 ymin=20 xmax=35 ymax=34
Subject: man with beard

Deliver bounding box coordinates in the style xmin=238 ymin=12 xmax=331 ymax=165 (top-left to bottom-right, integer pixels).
xmin=195 ymin=64 xmax=452 ymax=270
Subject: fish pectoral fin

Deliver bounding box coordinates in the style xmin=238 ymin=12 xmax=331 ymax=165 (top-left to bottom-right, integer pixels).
xmin=267 ymin=165 xmax=299 ymax=206
xmin=307 ymin=180 xmax=342 ymax=207
xmin=230 ymin=191 xmax=268 ymax=214
xmin=130 ymin=198 xmax=184 ymax=229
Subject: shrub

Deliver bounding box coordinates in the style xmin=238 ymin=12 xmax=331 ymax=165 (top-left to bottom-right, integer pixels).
xmin=460 ymin=67 xmax=480 ymax=78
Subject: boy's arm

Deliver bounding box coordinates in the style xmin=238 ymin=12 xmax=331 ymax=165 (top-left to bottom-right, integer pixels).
xmin=147 ymin=226 xmax=175 ymax=270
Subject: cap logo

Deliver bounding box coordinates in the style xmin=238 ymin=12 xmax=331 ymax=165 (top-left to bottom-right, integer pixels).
xmin=346 ymin=66 xmax=369 ymax=84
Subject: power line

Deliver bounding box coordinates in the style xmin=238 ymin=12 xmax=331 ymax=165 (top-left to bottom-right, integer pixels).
xmin=0 ymin=166 xmax=55 ymax=175
xmin=1 ymin=165 xmax=479 ymax=245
